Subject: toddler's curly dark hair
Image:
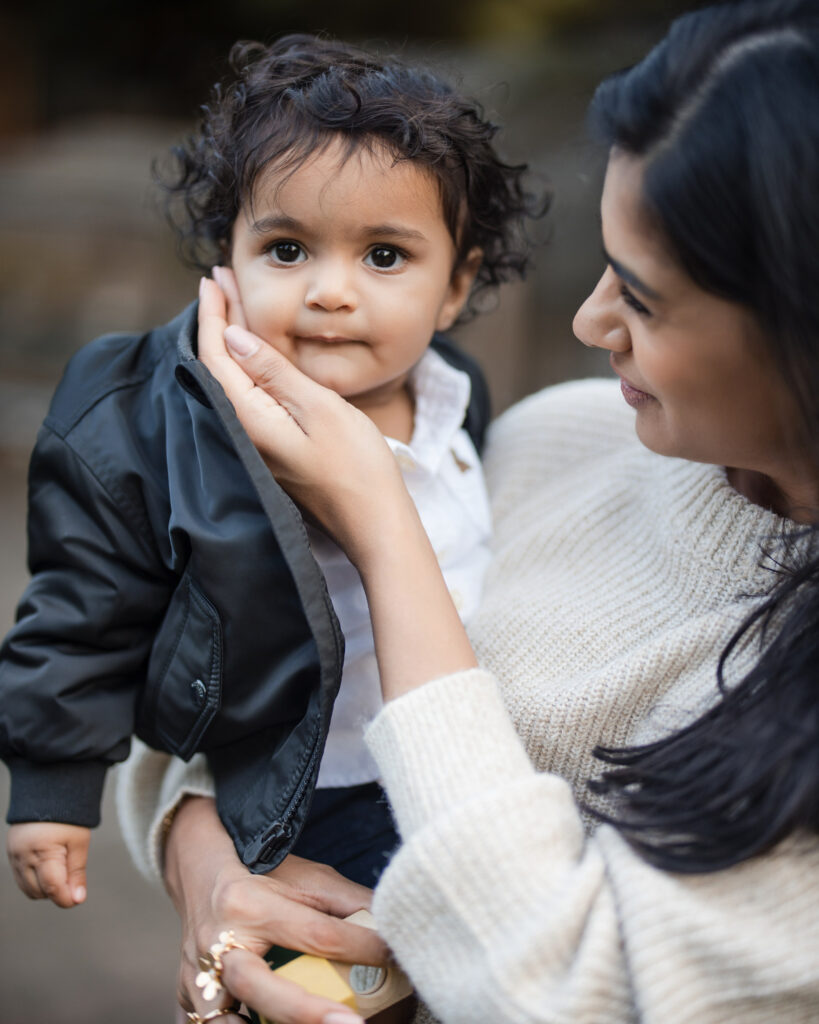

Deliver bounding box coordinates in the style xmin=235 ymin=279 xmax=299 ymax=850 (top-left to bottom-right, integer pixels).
xmin=160 ymin=34 xmax=545 ymax=307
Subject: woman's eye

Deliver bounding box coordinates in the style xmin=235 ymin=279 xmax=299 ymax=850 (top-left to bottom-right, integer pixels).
xmin=365 ymin=246 xmax=406 ymax=270
xmin=620 ymin=285 xmax=651 ymax=316
xmin=268 ymin=241 xmax=305 ymax=265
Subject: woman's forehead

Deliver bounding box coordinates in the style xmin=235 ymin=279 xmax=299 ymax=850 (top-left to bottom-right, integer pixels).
xmin=601 ymin=153 xmax=685 ymax=298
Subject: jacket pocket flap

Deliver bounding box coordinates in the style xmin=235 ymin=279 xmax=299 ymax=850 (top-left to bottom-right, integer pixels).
xmin=141 ymin=573 xmax=223 ymax=759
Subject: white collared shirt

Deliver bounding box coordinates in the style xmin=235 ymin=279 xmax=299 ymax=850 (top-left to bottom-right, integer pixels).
xmin=311 ymin=347 xmax=492 ymax=787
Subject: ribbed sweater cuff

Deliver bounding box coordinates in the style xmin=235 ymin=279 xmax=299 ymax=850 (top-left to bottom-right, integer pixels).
xmin=6 ymin=757 xmax=107 ymax=827
xmin=365 ymin=668 xmax=534 ymax=839
xmin=146 ymin=773 xmax=217 ymax=882
xmin=115 ymin=746 xmax=216 ymax=883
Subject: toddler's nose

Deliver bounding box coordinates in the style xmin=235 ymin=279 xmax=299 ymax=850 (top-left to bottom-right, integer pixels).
xmin=305 ymin=260 xmax=358 ymax=312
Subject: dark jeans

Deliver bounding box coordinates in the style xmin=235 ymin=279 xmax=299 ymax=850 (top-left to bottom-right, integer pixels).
xmin=248 ymin=782 xmax=400 ymax=1021
xmin=289 ymin=781 xmax=399 ymax=887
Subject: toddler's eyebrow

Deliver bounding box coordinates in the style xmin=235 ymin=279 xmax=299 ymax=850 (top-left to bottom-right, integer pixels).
xmin=362 ymin=223 xmax=428 ymax=244
xmin=250 ymin=214 xmax=428 ymax=244
xmin=251 ymin=214 xmax=301 ymax=235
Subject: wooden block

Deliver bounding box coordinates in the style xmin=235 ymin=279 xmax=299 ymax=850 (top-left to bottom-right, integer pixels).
xmin=271 ymin=953 xmax=358 ymax=1008
xmin=256 ymin=909 xmax=415 ymax=1023
xmin=328 ymin=910 xmax=414 ymax=1018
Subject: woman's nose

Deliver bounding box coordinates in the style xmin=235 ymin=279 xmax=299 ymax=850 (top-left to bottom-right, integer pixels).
xmin=305 ymin=260 xmax=358 ymax=312
xmin=573 ymin=267 xmax=631 ymax=352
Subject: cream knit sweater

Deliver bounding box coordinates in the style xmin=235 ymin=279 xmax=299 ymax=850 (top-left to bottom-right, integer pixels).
xmin=117 ymin=379 xmax=819 ymax=1022
xmin=363 ymin=379 xmax=819 ymax=1023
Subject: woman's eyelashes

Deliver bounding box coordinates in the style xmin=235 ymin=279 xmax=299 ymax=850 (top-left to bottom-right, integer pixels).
xmin=619 ymin=284 xmax=652 ymax=316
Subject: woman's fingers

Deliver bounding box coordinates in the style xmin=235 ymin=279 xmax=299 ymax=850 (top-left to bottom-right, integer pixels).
xmin=222 ymin=322 xmax=339 ymax=428
xmin=261 ymin=900 xmax=388 ymax=966
xmin=212 ymin=265 xmax=248 ymax=329
xmin=219 ymin=949 xmax=365 ymax=1024
xmin=209 ymin=869 xmax=388 ymax=966
xmin=178 ymin=904 xmax=380 ymax=1024
xmin=198 ymin=278 xmax=259 ymax=402
xmin=177 ymin=986 xmax=247 ymax=1024
xmin=271 ymin=856 xmax=375 ymax=919
xmin=176 ymin=940 xmax=251 ymax=1024
xmin=197 ymin=279 xmax=310 ymax=453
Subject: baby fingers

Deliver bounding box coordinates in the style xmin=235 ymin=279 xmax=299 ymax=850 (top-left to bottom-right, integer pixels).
xmin=10 ymin=849 xmax=72 ymax=906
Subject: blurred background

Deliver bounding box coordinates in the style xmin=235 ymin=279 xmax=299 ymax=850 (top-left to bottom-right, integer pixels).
xmin=0 ymin=1 xmax=696 ymax=1020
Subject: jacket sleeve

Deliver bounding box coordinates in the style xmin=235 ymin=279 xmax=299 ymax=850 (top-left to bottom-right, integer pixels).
xmin=0 ymin=425 xmax=172 ymax=827
xmin=366 ymin=670 xmax=819 ymax=1024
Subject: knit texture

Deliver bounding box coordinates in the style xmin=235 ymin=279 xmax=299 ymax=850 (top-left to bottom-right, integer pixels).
xmin=365 ymin=379 xmax=819 ymax=1023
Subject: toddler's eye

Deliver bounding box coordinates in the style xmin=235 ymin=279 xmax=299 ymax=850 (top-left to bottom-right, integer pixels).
xmin=365 ymin=246 xmax=406 ymax=270
xmin=268 ymin=241 xmax=305 ymax=265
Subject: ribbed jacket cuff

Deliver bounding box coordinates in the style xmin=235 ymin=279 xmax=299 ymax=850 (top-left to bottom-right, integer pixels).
xmin=6 ymin=757 xmax=107 ymax=826
xmin=365 ymin=668 xmax=534 ymax=840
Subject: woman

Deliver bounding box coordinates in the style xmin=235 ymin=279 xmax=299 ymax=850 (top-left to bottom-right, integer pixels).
xmin=119 ymin=1 xmax=819 ymax=1021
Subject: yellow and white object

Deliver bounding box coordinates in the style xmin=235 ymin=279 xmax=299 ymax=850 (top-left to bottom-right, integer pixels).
xmin=257 ymin=909 xmax=414 ymax=1023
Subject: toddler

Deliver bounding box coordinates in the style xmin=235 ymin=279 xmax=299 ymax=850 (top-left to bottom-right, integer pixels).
xmin=0 ymin=34 xmax=538 ymax=907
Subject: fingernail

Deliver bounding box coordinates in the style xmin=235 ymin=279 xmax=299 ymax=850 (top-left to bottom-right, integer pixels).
xmin=199 ymin=276 xmax=207 ymax=299
xmin=73 ymin=885 xmax=86 ymax=903
xmin=211 ymin=265 xmax=224 ymax=287
xmin=322 ymin=1013 xmax=364 ymax=1024
xmin=224 ymin=325 xmax=260 ymax=357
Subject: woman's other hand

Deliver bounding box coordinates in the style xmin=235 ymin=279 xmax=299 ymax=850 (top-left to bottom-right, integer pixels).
xmin=197 ymin=273 xmax=412 ymax=568
xmin=166 ymin=797 xmax=384 ymax=1024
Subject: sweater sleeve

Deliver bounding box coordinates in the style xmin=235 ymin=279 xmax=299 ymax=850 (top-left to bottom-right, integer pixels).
xmin=0 ymin=426 xmax=172 ymax=826
xmin=115 ymin=740 xmax=215 ymax=882
xmin=366 ymin=670 xmax=819 ymax=1024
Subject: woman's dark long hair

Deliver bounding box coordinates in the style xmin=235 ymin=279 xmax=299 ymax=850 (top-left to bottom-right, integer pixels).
xmin=587 ymin=0 xmax=819 ymax=872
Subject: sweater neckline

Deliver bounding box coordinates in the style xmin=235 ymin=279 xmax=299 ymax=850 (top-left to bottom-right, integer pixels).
xmin=646 ymin=451 xmax=800 ymax=585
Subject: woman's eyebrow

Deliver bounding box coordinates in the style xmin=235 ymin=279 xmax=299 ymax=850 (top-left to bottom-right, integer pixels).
xmin=603 ymin=247 xmax=662 ymax=301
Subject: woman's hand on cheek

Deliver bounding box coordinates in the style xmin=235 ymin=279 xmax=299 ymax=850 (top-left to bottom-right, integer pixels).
xmin=166 ymin=798 xmax=381 ymax=1024
xmin=211 ymin=265 xmax=248 ymax=330
xmin=197 ymin=277 xmax=415 ymax=567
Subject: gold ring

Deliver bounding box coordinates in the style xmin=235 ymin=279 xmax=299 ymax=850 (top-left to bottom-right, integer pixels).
xmin=195 ymin=930 xmax=252 ymax=1002
xmin=185 ymin=1009 xmax=233 ymax=1023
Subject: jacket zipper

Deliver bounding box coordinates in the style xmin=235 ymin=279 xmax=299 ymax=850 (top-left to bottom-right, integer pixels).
xmin=255 ymin=735 xmax=322 ymax=864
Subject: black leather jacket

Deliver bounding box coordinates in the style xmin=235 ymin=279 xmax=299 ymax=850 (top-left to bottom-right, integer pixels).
xmin=0 ymin=301 xmax=490 ymax=871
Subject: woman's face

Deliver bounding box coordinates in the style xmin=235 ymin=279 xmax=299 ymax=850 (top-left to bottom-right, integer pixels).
xmin=573 ymin=151 xmax=815 ymax=516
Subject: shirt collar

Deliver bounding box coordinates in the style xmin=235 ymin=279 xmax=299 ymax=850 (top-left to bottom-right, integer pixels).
xmin=386 ymin=347 xmax=473 ymax=475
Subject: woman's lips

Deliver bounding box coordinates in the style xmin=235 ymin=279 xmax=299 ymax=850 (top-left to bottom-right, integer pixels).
xmin=619 ymin=377 xmax=655 ymax=407
xmin=610 ymin=359 xmax=655 ymax=407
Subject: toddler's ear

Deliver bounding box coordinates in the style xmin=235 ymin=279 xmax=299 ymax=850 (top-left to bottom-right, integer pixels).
xmin=436 ymin=247 xmax=483 ymax=331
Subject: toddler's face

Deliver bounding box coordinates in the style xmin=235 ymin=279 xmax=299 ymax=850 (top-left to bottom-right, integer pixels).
xmin=228 ymin=140 xmax=477 ymax=411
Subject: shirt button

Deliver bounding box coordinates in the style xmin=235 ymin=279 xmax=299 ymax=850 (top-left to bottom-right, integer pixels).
xmin=396 ymin=453 xmax=415 ymax=472
xmin=191 ymin=679 xmax=207 ymax=706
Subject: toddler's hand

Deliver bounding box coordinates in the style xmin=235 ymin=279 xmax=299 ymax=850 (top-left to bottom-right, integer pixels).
xmin=7 ymin=821 xmax=90 ymax=908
